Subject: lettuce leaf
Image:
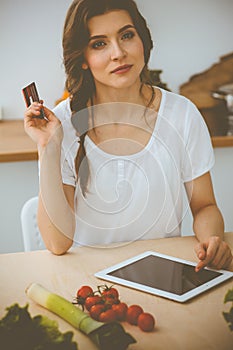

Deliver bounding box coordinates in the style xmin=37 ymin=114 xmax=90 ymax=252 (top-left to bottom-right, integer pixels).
xmin=223 ymin=287 xmax=233 ymax=331
xmin=0 ymin=303 xmax=78 ymax=349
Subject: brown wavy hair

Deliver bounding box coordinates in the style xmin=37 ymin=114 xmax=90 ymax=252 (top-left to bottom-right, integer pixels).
xmin=63 ymin=0 xmax=154 ymax=195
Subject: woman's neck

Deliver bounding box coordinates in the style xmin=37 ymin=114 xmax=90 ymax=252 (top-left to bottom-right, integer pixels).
xmin=87 ymin=83 xmax=157 ymax=128
xmin=93 ymin=81 xmax=146 ymax=106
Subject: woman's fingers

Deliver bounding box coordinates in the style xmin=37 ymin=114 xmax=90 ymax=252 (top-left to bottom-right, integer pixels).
xmin=195 ymin=242 xmax=206 ymax=261
xmin=195 ymin=236 xmax=233 ymax=271
xmin=24 ymin=101 xmax=63 ymax=148
xmin=42 ymin=105 xmax=57 ymax=121
xmin=210 ymin=242 xmax=233 ymax=269
xmin=24 ymin=102 xmax=43 ymax=119
xmin=24 ymin=102 xmax=57 ymax=124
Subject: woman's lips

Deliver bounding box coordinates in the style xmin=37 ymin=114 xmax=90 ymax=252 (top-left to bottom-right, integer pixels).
xmin=111 ymin=64 xmax=133 ymax=74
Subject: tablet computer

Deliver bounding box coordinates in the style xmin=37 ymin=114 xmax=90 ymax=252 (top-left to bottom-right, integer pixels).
xmin=94 ymin=251 xmax=233 ymax=302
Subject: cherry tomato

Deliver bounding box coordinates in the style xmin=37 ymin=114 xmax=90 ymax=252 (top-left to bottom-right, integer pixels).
xmin=85 ymin=295 xmax=103 ymax=311
xmin=76 ymin=285 xmax=94 ymax=300
xmin=103 ymin=296 xmax=120 ymax=308
xmin=99 ymin=309 xmax=117 ymax=323
xmin=101 ymin=285 xmax=119 ymax=301
xmin=137 ymin=312 xmax=155 ymax=332
xmin=111 ymin=302 xmax=128 ymax=321
xmin=89 ymin=304 xmax=106 ymax=321
xmin=126 ymin=305 xmax=143 ymax=325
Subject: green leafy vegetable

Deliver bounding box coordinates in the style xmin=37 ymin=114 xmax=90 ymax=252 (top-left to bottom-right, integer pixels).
xmin=223 ymin=287 xmax=233 ymax=331
xmin=0 ymin=303 xmax=78 ymax=349
xmin=26 ymin=283 xmax=136 ymax=350
xmin=224 ymin=288 xmax=233 ymax=303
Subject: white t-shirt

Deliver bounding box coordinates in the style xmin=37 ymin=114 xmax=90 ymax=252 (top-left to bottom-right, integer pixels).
xmin=53 ymin=88 xmax=214 ymax=246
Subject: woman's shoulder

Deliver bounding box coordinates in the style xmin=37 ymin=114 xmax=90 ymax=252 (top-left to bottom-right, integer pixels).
xmin=52 ymin=98 xmax=72 ymax=122
xmin=155 ymin=87 xmax=207 ymax=142
xmin=157 ymin=87 xmax=192 ymax=107
xmin=157 ymin=87 xmax=201 ymax=121
xmin=53 ymin=98 xmax=77 ymax=145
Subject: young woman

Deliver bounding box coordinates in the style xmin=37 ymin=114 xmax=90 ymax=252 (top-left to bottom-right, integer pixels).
xmin=24 ymin=0 xmax=232 ymax=272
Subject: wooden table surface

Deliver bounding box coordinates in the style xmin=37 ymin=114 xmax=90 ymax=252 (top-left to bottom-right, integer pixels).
xmin=0 ymin=120 xmax=233 ymax=162
xmin=0 ymin=234 xmax=233 ymax=350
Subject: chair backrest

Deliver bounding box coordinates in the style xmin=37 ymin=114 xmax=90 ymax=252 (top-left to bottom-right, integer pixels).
xmin=20 ymin=196 xmax=45 ymax=251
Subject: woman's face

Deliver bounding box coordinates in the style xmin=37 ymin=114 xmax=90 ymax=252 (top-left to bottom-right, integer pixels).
xmin=83 ymin=10 xmax=145 ymax=92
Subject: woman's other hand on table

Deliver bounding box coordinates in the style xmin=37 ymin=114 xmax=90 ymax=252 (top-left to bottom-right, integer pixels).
xmin=195 ymin=236 xmax=233 ymax=272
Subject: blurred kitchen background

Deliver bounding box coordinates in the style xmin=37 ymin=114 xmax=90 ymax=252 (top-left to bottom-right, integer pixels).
xmin=0 ymin=0 xmax=233 ymax=253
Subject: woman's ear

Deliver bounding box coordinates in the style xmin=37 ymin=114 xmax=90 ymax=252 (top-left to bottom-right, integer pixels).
xmin=82 ymin=62 xmax=88 ymax=70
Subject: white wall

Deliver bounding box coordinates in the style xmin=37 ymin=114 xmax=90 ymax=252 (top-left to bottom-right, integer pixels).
xmin=1 ymin=0 xmax=233 ymax=119
xmin=0 ymin=0 xmax=233 ymax=253
xmin=0 ymin=0 xmax=71 ymax=119
xmin=0 ymin=161 xmax=39 ymax=253
xmin=137 ymin=0 xmax=233 ymax=92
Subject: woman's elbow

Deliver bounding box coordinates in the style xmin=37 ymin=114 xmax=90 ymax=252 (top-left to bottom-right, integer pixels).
xmin=48 ymin=240 xmax=73 ymax=255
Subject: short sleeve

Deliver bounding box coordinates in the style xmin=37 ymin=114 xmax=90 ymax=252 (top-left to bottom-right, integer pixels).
xmin=182 ymin=101 xmax=215 ymax=182
xmin=60 ymin=148 xmax=76 ymax=187
xmin=53 ymin=99 xmax=79 ymax=187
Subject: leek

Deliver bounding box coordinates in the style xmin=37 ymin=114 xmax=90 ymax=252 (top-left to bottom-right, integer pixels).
xmin=26 ymin=283 xmax=136 ymax=350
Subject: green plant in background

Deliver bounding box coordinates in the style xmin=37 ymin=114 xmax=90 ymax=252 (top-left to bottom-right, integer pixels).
xmin=223 ymin=287 xmax=233 ymax=331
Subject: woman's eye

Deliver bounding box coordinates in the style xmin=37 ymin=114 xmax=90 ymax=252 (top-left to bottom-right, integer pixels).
xmin=91 ymin=41 xmax=106 ymax=49
xmin=122 ymin=31 xmax=135 ymax=40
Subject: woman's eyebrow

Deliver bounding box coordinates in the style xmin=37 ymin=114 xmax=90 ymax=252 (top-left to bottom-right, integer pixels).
xmin=118 ymin=24 xmax=135 ymax=34
xmin=89 ymin=24 xmax=135 ymax=41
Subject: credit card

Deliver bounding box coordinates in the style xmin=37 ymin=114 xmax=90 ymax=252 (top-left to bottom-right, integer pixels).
xmin=22 ymin=82 xmax=45 ymax=119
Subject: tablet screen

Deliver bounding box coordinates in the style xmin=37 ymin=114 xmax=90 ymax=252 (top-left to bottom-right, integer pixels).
xmin=95 ymin=251 xmax=233 ymax=302
xmin=107 ymin=254 xmax=221 ymax=295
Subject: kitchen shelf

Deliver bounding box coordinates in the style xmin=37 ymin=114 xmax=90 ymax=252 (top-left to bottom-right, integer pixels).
xmin=211 ymin=135 xmax=233 ymax=148
xmin=0 ymin=120 xmax=38 ymax=162
xmin=0 ymin=120 xmax=233 ymax=163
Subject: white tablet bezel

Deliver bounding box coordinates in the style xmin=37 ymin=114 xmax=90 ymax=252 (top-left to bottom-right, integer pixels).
xmin=94 ymin=251 xmax=233 ymax=302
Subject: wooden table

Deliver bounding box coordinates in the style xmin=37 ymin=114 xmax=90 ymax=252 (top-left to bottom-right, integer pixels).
xmin=0 ymin=234 xmax=233 ymax=349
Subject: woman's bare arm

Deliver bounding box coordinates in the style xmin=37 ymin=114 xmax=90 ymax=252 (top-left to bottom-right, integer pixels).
xmin=185 ymin=172 xmax=232 ymax=271
xmin=25 ymin=102 xmax=76 ymax=255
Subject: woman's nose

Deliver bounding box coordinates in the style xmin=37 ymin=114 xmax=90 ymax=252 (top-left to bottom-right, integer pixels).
xmin=111 ymin=41 xmax=126 ymax=61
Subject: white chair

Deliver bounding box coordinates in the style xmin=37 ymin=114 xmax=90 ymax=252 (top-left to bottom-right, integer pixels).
xmin=20 ymin=196 xmax=45 ymax=251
